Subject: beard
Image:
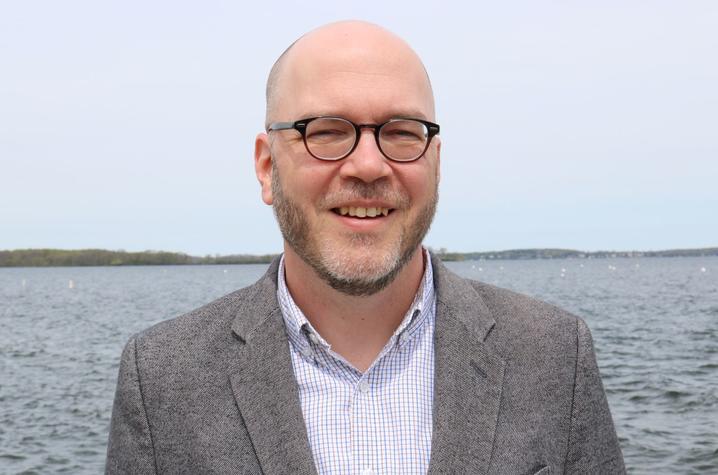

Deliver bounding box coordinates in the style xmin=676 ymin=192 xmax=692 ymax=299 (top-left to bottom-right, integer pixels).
xmin=271 ymin=161 xmax=438 ymax=296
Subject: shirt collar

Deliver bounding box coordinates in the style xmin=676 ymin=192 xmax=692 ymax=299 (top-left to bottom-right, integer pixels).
xmin=276 ymin=250 xmax=435 ymax=357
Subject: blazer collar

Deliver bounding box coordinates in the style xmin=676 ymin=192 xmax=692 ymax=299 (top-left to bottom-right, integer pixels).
xmin=229 ymin=257 xmax=318 ymax=475
xmin=229 ymin=254 xmax=505 ymax=475
xmin=428 ymin=254 xmax=505 ymax=474
xmin=431 ymin=252 xmax=496 ymax=342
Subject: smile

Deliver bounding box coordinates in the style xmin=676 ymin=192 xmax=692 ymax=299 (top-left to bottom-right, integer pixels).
xmin=332 ymin=206 xmax=393 ymax=218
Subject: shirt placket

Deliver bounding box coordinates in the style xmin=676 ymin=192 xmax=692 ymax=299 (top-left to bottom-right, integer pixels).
xmin=350 ymin=369 xmax=380 ymax=475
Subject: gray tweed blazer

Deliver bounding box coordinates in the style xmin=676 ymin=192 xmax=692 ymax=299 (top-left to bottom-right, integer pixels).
xmin=106 ymin=254 xmax=625 ymax=474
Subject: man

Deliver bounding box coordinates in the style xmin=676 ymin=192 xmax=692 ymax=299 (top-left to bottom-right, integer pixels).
xmin=106 ymin=21 xmax=624 ymax=474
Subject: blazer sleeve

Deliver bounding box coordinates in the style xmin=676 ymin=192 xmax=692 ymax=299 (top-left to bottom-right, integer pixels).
xmin=106 ymin=337 xmax=157 ymax=475
xmin=564 ymin=318 xmax=626 ymax=474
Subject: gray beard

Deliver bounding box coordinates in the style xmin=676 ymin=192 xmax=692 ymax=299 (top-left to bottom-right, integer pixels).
xmin=271 ymin=161 xmax=437 ymax=296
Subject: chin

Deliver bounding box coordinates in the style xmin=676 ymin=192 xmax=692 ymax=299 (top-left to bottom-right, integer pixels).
xmin=305 ymin=232 xmax=417 ymax=297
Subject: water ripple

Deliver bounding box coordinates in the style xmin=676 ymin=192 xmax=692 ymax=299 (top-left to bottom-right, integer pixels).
xmin=1 ymin=258 xmax=717 ymax=474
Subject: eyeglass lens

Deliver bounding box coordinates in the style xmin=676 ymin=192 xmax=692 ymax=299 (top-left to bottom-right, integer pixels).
xmin=305 ymin=118 xmax=429 ymax=161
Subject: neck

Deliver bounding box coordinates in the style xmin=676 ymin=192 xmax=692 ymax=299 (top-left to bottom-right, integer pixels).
xmin=283 ymin=246 xmax=426 ymax=372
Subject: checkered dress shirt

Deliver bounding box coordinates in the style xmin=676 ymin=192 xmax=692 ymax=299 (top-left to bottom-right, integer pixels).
xmin=277 ymin=254 xmax=436 ymax=475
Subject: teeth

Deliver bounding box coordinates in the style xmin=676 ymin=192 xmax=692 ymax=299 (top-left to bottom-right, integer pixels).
xmin=337 ymin=207 xmax=391 ymax=218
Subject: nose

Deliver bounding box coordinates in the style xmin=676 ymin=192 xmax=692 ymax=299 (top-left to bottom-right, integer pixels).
xmin=338 ymin=129 xmax=392 ymax=183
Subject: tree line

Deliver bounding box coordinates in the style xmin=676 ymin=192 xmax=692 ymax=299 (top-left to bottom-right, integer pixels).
xmin=0 ymin=249 xmax=277 ymax=267
xmin=1 ymin=247 xmax=715 ymax=267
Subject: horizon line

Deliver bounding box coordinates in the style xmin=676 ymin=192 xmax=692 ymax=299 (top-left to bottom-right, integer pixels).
xmin=2 ymin=246 xmax=717 ymax=256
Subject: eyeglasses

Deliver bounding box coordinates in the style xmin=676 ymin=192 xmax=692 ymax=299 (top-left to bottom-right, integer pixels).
xmin=267 ymin=116 xmax=440 ymax=162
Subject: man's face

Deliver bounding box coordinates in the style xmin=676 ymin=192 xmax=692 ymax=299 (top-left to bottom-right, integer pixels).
xmin=258 ymin=32 xmax=440 ymax=296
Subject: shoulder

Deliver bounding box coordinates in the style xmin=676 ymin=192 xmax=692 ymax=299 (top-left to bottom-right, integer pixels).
xmin=134 ymin=285 xmax=251 ymax=346
xmin=438 ymin=272 xmax=597 ymax=405
xmin=127 ymin=261 xmax=281 ymax=368
xmin=468 ymin=279 xmax=580 ymax=335
xmin=431 ymin=253 xmax=580 ymax=331
xmin=460 ymin=278 xmax=592 ymax=382
xmin=432 ymin=258 xmax=585 ymax=362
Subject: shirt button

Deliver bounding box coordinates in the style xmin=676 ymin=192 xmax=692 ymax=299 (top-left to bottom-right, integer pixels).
xmin=358 ymin=380 xmax=370 ymax=394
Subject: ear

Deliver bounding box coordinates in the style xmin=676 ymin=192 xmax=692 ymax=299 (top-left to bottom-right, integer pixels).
xmin=254 ymin=132 xmax=274 ymax=205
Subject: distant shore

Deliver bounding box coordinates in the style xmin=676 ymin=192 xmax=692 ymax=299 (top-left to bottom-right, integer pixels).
xmin=1 ymin=247 xmax=716 ymax=267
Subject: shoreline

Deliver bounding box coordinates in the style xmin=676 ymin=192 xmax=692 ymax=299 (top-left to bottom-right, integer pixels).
xmin=1 ymin=247 xmax=716 ymax=267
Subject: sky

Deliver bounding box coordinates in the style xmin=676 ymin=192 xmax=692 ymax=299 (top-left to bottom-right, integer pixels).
xmin=1 ymin=1 xmax=716 ymax=255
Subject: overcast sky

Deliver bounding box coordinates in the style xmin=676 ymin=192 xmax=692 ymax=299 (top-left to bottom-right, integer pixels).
xmin=1 ymin=1 xmax=716 ymax=255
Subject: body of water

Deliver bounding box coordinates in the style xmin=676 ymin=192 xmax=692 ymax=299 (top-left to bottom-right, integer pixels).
xmin=1 ymin=257 xmax=716 ymax=473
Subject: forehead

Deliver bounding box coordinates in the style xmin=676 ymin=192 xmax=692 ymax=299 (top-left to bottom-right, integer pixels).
xmin=276 ymin=33 xmax=435 ymax=122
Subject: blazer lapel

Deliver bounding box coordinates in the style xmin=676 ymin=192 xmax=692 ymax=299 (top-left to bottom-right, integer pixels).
xmin=428 ymin=256 xmax=506 ymax=475
xmin=228 ymin=259 xmax=317 ymax=475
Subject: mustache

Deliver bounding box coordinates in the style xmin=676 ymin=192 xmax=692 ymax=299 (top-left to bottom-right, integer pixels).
xmin=319 ymin=180 xmax=410 ymax=208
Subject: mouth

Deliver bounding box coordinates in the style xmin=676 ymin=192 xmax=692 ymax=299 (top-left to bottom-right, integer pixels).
xmin=331 ymin=206 xmax=394 ymax=219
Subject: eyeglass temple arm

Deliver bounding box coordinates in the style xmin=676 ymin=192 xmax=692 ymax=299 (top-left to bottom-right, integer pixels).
xmin=266 ymin=121 xmax=296 ymax=132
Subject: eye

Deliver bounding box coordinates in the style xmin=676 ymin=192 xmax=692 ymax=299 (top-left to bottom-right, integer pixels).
xmin=381 ymin=121 xmax=427 ymax=142
xmin=307 ymin=128 xmax=348 ymax=138
xmin=306 ymin=128 xmax=353 ymax=145
xmin=305 ymin=119 xmax=354 ymax=143
xmin=384 ymin=129 xmax=423 ymax=140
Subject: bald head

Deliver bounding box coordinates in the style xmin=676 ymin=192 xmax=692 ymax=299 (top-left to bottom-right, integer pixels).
xmin=265 ymin=21 xmax=435 ymax=127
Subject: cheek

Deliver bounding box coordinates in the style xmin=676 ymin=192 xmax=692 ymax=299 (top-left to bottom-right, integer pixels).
xmin=400 ymin=165 xmax=438 ymax=204
xmin=281 ymin=163 xmax=338 ymax=212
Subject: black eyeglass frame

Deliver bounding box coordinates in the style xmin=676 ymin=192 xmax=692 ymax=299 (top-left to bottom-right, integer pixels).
xmin=267 ymin=116 xmax=440 ymax=162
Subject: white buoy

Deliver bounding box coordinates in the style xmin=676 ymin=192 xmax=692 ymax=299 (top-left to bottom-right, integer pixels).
xmin=21 ymin=279 xmax=27 ymax=288
xmin=478 ymin=267 xmax=483 ymax=272
xmin=68 ymin=280 xmax=75 ymax=289
xmin=223 ymin=269 xmax=228 ymax=273
xmin=701 ymin=267 xmax=707 ymax=273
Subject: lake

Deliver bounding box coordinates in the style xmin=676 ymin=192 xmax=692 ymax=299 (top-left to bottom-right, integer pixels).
xmin=1 ymin=257 xmax=716 ymax=473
